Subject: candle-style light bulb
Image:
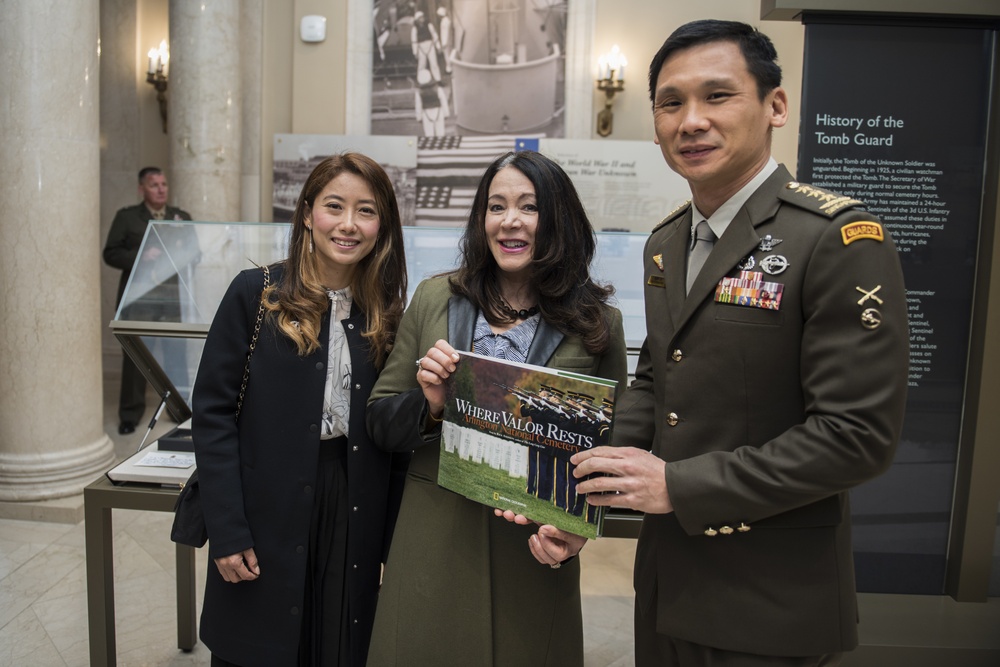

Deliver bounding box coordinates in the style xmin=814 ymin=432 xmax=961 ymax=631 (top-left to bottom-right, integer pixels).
xmin=147 ymin=48 xmax=157 ymax=74
xmin=155 ymin=40 xmax=169 ymax=75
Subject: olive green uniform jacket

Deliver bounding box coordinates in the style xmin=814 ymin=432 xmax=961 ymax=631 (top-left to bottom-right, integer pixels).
xmin=615 ymin=165 xmax=909 ymax=659
xmin=366 ymin=275 xmax=627 ymax=666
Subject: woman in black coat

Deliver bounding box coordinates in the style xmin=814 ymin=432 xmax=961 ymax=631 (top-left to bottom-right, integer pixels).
xmin=192 ymin=153 xmax=409 ymax=667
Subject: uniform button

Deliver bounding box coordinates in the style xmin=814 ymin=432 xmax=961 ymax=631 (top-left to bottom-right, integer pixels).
xmin=290 ymin=607 xmax=299 ymax=616
xmin=671 ymin=349 xmax=683 ymax=362
xmin=719 ymin=525 xmax=734 ymax=536
xmin=296 ymin=545 xmax=304 ymax=554
xmin=666 ymin=412 xmax=679 ymax=426
xmin=304 ymin=485 xmax=313 ymax=494
xmin=737 ymin=523 xmax=751 ymax=533
xmin=315 ymin=361 xmax=324 ymax=370
xmin=704 ymin=527 xmax=718 ymax=537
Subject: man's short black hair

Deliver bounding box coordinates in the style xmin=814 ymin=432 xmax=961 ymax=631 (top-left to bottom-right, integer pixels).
xmin=138 ymin=166 xmax=163 ymax=183
xmin=647 ymin=19 xmax=782 ymax=103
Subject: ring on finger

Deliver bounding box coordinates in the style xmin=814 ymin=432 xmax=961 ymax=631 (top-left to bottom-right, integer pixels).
xmin=550 ymin=562 xmax=561 ymax=570
xmin=415 ymin=358 xmax=424 ymax=371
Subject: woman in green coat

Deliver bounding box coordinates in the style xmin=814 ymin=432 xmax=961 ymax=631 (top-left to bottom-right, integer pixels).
xmin=366 ymin=151 xmax=628 ymax=666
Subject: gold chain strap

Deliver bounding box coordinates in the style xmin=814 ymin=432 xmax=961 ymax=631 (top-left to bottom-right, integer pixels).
xmin=236 ymin=264 xmax=269 ymax=420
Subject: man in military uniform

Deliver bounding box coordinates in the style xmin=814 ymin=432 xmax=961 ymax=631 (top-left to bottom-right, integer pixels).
xmin=103 ymin=167 xmax=193 ymax=435
xmin=569 ymin=20 xmax=909 ymax=666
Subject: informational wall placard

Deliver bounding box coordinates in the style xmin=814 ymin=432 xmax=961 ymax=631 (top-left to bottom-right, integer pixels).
xmin=798 ymin=21 xmax=992 ymax=594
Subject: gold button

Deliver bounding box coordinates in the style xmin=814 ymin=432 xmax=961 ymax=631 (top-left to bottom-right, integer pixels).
xmin=786 ymin=181 xmax=799 ymax=189
xmin=671 ymin=349 xmax=683 ymax=362
xmin=719 ymin=525 xmax=734 ymax=535
xmin=704 ymin=527 xmax=718 ymax=537
xmin=666 ymin=412 xmax=679 ymax=426
xmin=737 ymin=523 xmax=751 ymax=533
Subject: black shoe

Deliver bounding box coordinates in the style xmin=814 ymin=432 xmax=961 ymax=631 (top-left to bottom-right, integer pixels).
xmin=118 ymin=421 xmax=137 ymax=435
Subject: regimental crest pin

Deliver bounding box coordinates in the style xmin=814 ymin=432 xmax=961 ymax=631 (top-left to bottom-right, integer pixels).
xmin=759 ymin=235 xmax=783 ymax=252
xmin=652 ymin=253 xmax=664 ymax=271
xmin=737 ymin=255 xmax=756 ymax=271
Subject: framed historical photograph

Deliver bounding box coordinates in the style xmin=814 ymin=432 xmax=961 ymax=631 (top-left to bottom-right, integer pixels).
xmin=347 ymin=0 xmax=595 ymax=139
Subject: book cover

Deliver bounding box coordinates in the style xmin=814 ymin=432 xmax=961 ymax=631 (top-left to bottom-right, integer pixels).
xmin=439 ymin=351 xmax=617 ymax=539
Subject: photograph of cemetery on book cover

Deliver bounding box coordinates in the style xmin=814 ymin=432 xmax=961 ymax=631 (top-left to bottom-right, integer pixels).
xmin=439 ymin=351 xmax=618 ymax=539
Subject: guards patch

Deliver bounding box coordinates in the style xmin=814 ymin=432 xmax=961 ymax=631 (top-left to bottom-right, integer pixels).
xmin=841 ymin=221 xmax=884 ymax=246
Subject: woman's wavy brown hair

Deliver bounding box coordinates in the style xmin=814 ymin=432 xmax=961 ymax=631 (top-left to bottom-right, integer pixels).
xmin=264 ymin=153 xmax=407 ymax=368
xmin=449 ymin=150 xmax=614 ymax=354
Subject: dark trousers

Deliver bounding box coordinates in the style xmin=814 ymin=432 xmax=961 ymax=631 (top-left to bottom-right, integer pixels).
xmin=118 ymin=354 xmax=147 ymax=424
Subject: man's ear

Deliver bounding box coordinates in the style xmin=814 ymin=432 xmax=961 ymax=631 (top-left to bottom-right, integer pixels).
xmin=769 ymin=87 xmax=789 ymax=130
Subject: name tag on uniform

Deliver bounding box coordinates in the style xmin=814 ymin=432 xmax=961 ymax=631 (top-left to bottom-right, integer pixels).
xmin=647 ymin=275 xmax=666 ymax=288
xmin=715 ymin=271 xmax=783 ymax=310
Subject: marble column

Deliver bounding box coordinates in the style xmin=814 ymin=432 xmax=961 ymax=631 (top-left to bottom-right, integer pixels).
xmin=169 ymin=0 xmax=243 ymax=222
xmin=0 ymin=0 xmax=116 ymax=513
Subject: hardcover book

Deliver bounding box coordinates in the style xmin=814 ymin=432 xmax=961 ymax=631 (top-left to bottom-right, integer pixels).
xmin=438 ymin=351 xmax=617 ymax=539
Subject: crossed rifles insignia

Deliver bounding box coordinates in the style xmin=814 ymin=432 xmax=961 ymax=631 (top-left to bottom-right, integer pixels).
xmin=856 ymin=285 xmax=883 ymax=306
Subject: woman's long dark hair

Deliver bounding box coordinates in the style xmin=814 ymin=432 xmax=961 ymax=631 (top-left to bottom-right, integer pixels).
xmin=264 ymin=153 xmax=407 ymax=367
xmin=450 ymin=150 xmax=614 ymax=354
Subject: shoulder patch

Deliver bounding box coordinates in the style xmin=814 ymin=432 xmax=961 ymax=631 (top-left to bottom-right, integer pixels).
xmin=840 ymin=221 xmax=884 ymax=245
xmin=652 ymin=200 xmax=691 ymax=233
xmin=778 ymin=181 xmax=865 ymax=218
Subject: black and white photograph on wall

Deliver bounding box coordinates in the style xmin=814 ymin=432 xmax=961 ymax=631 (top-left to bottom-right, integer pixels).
xmin=271 ymin=134 xmax=418 ymax=223
xmin=372 ymin=0 xmax=568 ymax=138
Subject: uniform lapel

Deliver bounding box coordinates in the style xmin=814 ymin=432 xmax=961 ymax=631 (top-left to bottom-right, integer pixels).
xmin=662 ymin=214 xmax=689 ymax=332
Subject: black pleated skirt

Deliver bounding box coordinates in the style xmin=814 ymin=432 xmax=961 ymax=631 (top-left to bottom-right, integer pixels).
xmin=299 ymin=437 xmax=351 ymax=667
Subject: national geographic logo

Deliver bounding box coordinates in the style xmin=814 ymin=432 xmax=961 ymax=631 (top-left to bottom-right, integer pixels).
xmin=493 ymin=492 xmax=527 ymax=508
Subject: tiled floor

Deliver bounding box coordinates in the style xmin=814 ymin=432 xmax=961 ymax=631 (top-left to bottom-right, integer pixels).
xmin=0 ymin=378 xmax=638 ymax=666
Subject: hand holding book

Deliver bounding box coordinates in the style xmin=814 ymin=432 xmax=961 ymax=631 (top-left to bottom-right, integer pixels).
xmin=571 ymin=446 xmax=674 ymax=515
xmin=494 ymin=508 xmax=587 ymax=567
xmin=415 ymin=339 xmax=461 ymax=420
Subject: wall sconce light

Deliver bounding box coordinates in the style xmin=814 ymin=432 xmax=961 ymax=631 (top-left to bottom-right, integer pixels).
xmin=146 ymin=39 xmax=170 ymax=133
xmin=596 ymin=45 xmax=626 ymax=137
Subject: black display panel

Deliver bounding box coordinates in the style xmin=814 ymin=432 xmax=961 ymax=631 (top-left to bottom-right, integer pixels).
xmin=798 ymin=21 xmax=993 ymax=594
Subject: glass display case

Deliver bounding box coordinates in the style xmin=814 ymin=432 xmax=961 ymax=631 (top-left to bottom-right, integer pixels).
xmin=111 ymin=221 xmax=648 ymax=536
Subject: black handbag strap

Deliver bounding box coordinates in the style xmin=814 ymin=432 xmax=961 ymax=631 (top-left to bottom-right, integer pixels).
xmin=236 ymin=264 xmax=269 ymax=419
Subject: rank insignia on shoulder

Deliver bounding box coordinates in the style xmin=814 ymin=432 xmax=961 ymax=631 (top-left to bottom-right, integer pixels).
xmin=841 ymin=221 xmax=884 ymax=246
xmin=652 ymin=200 xmax=691 ymax=233
xmin=780 ymin=182 xmax=864 ymax=218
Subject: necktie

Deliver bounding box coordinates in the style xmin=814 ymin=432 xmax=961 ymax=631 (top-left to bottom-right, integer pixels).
xmin=686 ymin=220 xmax=716 ymax=294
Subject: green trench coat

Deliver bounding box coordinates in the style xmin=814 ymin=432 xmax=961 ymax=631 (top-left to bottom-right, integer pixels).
xmin=365 ymin=276 xmax=628 ymax=666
